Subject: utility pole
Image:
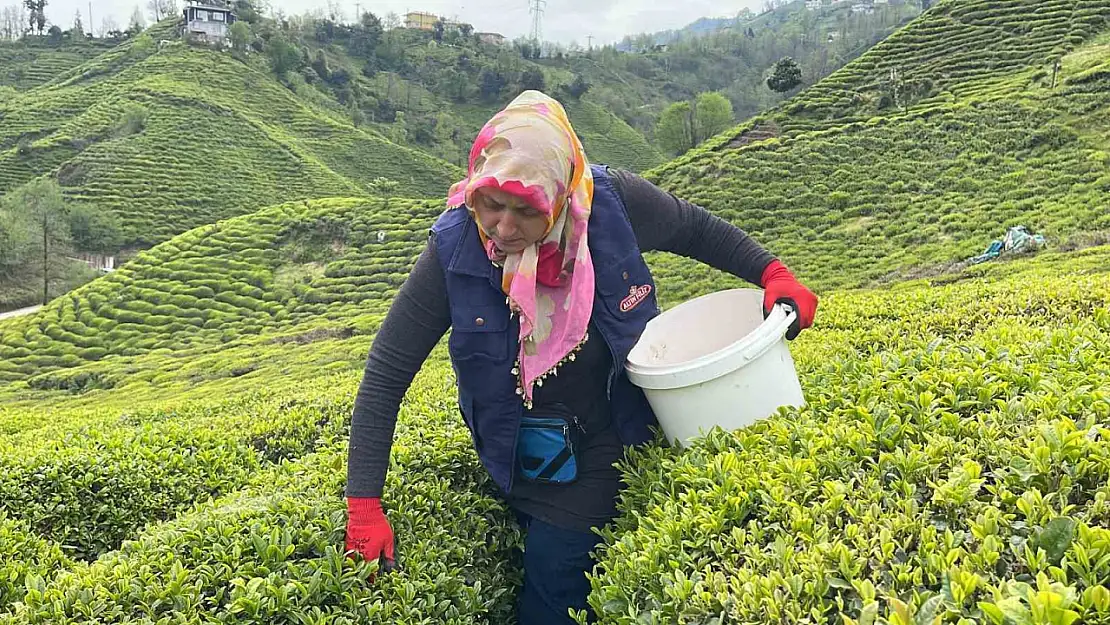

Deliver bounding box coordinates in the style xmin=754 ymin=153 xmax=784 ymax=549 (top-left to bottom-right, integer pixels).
xmin=41 ymin=208 xmax=48 ymax=306
xmin=355 ymin=2 xmax=360 ymax=22
xmin=88 ymin=1 xmax=93 ymax=36
xmin=586 ymin=34 xmax=593 ymax=49
xmin=529 ymin=0 xmax=545 ymax=44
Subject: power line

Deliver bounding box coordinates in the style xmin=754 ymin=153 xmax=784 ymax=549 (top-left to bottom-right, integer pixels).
xmin=528 ymin=0 xmax=545 ymax=43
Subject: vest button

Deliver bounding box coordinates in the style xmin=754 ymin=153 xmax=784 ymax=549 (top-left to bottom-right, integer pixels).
xmin=475 ymin=317 xmax=485 ymax=326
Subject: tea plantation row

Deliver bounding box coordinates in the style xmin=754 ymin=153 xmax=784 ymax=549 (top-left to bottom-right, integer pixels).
xmin=1 ymin=246 xmax=1108 ymax=623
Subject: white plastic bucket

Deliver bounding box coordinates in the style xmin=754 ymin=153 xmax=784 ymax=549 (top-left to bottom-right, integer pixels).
xmin=626 ymin=288 xmax=805 ymax=446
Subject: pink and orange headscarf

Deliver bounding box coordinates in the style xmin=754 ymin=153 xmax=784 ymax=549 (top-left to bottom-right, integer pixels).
xmin=447 ymin=90 xmax=595 ymax=408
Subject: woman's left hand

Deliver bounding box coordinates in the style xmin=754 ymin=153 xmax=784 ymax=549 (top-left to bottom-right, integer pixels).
xmin=760 ymin=260 xmax=818 ymax=340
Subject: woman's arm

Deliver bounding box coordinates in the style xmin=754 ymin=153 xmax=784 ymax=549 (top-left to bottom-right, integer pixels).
xmin=607 ymin=167 xmax=775 ymax=285
xmin=346 ymin=242 xmax=451 ymax=498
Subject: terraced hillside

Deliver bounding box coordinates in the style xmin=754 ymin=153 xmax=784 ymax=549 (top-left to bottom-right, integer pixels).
xmin=0 ymin=40 xmax=117 ymax=91
xmin=645 ymin=0 xmax=1110 ymax=292
xmin=0 ymin=27 xmax=461 ymax=247
xmin=0 ymin=195 xmax=439 ymax=393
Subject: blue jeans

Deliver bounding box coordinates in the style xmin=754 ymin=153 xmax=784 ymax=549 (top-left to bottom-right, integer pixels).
xmin=515 ymin=512 xmax=603 ymax=625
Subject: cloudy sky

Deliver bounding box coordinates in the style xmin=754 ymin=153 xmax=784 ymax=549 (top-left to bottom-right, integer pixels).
xmin=41 ymin=0 xmax=764 ymax=45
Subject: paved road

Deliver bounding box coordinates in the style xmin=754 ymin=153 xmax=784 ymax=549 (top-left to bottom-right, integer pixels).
xmin=0 ymin=304 xmax=42 ymax=321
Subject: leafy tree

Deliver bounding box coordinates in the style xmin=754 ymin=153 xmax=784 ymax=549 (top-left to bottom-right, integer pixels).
xmin=67 ymin=205 xmax=123 ymax=252
xmin=563 ymin=74 xmax=591 ymax=99
xmin=767 ymin=56 xmax=802 ymax=92
xmin=479 ymin=67 xmax=506 ymax=101
xmin=229 ymin=21 xmax=251 ymax=51
xmin=268 ymin=37 xmax=301 ymax=76
xmin=22 ymin=0 xmax=45 ymax=35
xmin=656 ymin=101 xmax=695 ymax=155
xmin=46 ymin=23 xmax=61 ymax=44
xmin=520 ymin=67 xmax=545 ymax=92
xmin=695 ymin=91 xmax=734 ymax=141
xmin=656 ymin=92 xmax=735 ymax=154
xmin=2 ymin=179 xmax=69 ymax=304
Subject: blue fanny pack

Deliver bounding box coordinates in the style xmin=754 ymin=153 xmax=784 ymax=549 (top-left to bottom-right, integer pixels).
xmin=517 ymin=403 xmax=582 ymax=484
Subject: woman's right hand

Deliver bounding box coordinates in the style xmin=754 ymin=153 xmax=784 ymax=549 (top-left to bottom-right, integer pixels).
xmin=345 ymin=497 xmax=396 ymax=571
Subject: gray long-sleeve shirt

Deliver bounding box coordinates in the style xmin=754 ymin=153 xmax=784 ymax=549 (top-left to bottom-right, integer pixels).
xmin=346 ymin=167 xmax=776 ymax=505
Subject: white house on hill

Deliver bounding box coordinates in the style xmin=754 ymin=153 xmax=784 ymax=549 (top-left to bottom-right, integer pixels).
xmin=182 ymin=0 xmax=236 ymax=45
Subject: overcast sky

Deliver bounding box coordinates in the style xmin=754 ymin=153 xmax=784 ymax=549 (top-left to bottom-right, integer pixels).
xmin=41 ymin=0 xmax=764 ymax=45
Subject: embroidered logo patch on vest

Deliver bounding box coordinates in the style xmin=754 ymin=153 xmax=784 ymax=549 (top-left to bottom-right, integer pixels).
xmin=620 ymin=284 xmax=653 ymax=313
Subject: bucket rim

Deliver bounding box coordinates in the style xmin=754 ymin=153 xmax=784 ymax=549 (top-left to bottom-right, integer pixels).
xmin=625 ymin=289 xmax=797 ymax=390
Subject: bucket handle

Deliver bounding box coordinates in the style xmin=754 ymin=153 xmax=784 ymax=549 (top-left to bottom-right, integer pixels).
xmin=740 ymin=302 xmax=797 ymax=363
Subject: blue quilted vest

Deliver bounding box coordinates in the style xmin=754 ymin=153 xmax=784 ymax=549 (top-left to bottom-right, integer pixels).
xmin=430 ymin=165 xmax=660 ymax=492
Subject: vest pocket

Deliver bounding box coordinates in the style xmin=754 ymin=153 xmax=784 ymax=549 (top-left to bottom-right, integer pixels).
xmin=448 ymin=305 xmax=510 ymax=361
xmin=596 ymin=251 xmax=660 ymax=320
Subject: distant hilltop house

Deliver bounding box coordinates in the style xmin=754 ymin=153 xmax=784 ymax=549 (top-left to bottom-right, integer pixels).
xmin=477 ymin=32 xmax=506 ymax=45
xmin=181 ymin=0 xmax=236 ymax=45
xmin=403 ymin=10 xmax=503 ymax=43
xmin=404 ymin=11 xmax=439 ymax=30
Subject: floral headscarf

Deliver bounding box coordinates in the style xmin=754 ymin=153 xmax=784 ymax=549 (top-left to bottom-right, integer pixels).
xmin=447 ymin=90 xmax=595 ymax=408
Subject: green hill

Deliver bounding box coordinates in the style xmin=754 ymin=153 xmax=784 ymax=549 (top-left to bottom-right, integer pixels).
xmin=644 ymin=0 xmax=1110 ymax=293
xmin=0 ymin=27 xmax=461 ymax=249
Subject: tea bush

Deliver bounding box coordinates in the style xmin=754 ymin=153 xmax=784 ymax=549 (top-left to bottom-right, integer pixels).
xmin=582 ymin=250 xmax=1110 ymax=624
xmin=4 ymin=367 xmax=524 ymax=624
xmin=0 ymin=377 xmax=358 ymax=562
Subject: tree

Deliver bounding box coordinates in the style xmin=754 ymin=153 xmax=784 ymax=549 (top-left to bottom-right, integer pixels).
xmin=3 ymin=179 xmax=69 ymax=304
xmin=268 ymin=36 xmax=301 ymax=75
xmin=71 ymin=9 xmax=84 ymax=39
xmin=99 ymin=15 xmax=120 ymax=38
xmin=656 ymin=101 xmax=696 ymax=155
xmin=229 ymin=21 xmax=250 ymax=50
xmin=767 ymin=56 xmax=802 ymax=92
xmin=519 ymin=67 xmax=545 ymax=92
xmin=563 ymin=74 xmax=591 ymax=99
xmin=432 ymin=18 xmax=444 ymax=43
xmin=46 ymin=23 xmax=61 ymax=44
xmin=23 ymin=0 xmax=46 ymax=35
xmin=479 ymin=67 xmax=506 ymax=101
xmin=695 ymin=92 xmax=734 ymax=141
xmin=66 ymin=205 xmax=123 ymax=252
xmin=128 ymin=6 xmax=146 ymax=33
xmin=388 ymin=112 xmax=407 ymax=144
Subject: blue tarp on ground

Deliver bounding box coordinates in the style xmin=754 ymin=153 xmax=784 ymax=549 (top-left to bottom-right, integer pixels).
xmin=967 ymin=226 xmax=1046 ymax=265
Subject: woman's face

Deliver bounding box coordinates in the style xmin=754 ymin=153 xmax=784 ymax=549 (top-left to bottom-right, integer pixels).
xmin=472 ymin=187 xmax=550 ymax=254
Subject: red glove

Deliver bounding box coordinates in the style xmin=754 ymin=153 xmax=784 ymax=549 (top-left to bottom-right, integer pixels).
xmin=760 ymin=260 xmax=817 ymax=340
xmin=345 ymin=497 xmax=396 ymax=571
